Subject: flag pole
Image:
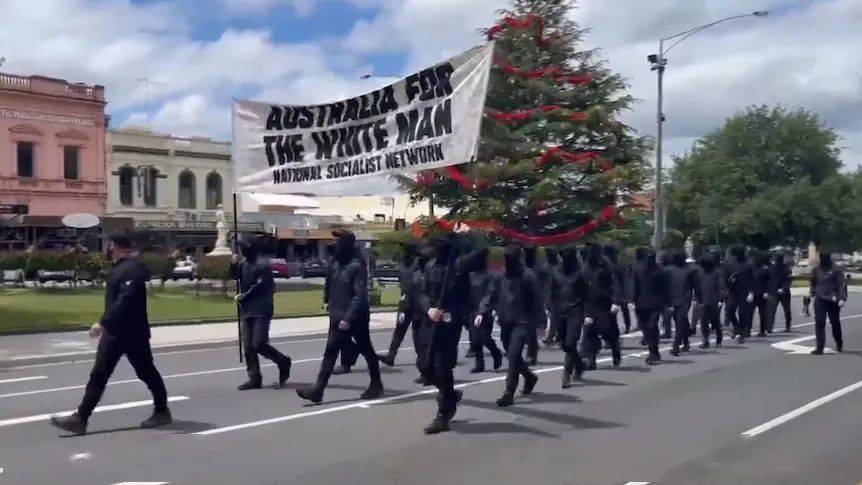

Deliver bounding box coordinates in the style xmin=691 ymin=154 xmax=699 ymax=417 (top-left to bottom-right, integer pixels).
xmin=233 ymin=191 xmax=242 ymax=363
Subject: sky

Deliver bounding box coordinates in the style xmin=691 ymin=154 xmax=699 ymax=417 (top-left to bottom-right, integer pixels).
xmin=1 ymin=0 xmax=860 ymax=170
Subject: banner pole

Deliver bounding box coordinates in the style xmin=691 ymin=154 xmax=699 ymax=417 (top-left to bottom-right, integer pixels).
xmin=233 ymin=191 xmax=243 ymax=363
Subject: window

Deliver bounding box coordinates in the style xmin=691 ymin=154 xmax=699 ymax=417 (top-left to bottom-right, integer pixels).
xmin=63 ymin=146 xmax=79 ymax=180
xmin=17 ymin=142 xmax=34 ymax=178
xmin=178 ymin=170 xmax=196 ymax=209
xmin=119 ymin=166 xmax=134 ymax=206
xmin=205 ymin=172 xmax=223 ymax=209
xmin=142 ymin=167 xmax=159 ymax=207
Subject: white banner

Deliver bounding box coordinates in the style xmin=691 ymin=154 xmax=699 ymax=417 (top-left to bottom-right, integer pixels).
xmin=232 ymin=43 xmax=493 ymax=196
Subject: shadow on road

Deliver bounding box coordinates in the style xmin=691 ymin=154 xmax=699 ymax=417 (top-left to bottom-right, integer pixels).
xmin=461 ymin=398 xmax=626 ymax=430
xmin=451 ymin=419 xmax=559 ymax=438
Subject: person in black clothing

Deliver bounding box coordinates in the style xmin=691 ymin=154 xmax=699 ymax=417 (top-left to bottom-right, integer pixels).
xmin=554 ymin=248 xmax=589 ymax=387
xmin=323 ymin=256 xmax=359 ymax=375
xmin=631 ymin=246 xmax=649 ymax=347
xmin=478 ymin=245 xmax=541 ymax=407
xmin=634 ymin=248 xmax=669 ymax=365
xmin=724 ymin=246 xmax=755 ymax=343
xmin=234 ymin=236 xmax=292 ymax=391
xmin=543 ymin=248 xmax=563 ymax=345
xmin=378 ymin=245 xmax=418 ymax=366
xmin=772 ymin=252 xmax=793 ymax=332
xmin=695 ymin=251 xmax=725 ymax=348
xmin=523 ymin=244 xmax=549 ymax=365
xmin=752 ymin=251 xmax=776 ymax=337
xmin=604 ymin=245 xmax=633 ymax=334
xmin=50 ymin=234 xmax=171 ymax=436
xmin=667 ymin=252 xmax=697 ymax=356
xmin=297 ymin=230 xmax=383 ymax=403
xmin=418 ymin=228 xmax=483 ymax=434
xmin=659 ymin=251 xmax=674 ymax=339
xmin=810 ymin=252 xmax=847 ymax=354
xmin=467 ymin=248 xmax=503 ymax=373
xmin=581 ymin=243 xmax=622 ymax=369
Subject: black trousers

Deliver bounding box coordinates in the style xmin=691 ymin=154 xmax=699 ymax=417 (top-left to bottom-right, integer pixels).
xmin=615 ymin=304 xmax=632 ymax=333
xmin=469 ymin=314 xmax=502 ymax=368
xmin=500 ymin=324 xmax=535 ymax=395
xmin=546 ymin=311 xmax=563 ymax=342
xmin=661 ymin=307 xmax=673 ymax=336
xmin=754 ymin=298 xmax=773 ymax=334
xmin=385 ymin=314 xmax=414 ymax=358
xmin=636 ymin=308 xmax=661 ymax=358
xmin=726 ymin=296 xmax=754 ymax=337
xmin=422 ymin=321 xmax=462 ymax=417
xmin=314 ymin=315 xmax=381 ymax=390
xmin=558 ymin=311 xmax=585 ymax=376
xmin=814 ymin=298 xmax=842 ymax=351
xmin=671 ymin=303 xmax=691 ymax=351
xmin=700 ymin=304 xmax=722 ymax=344
xmin=690 ymin=303 xmax=703 ymax=333
xmin=583 ymin=312 xmax=621 ymax=362
xmin=774 ymin=291 xmax=792 ymax=328
xmin=79 ymin=333 xmax=168 ymax=420
xmin=242 ymin=317 xmax=291 ymax=383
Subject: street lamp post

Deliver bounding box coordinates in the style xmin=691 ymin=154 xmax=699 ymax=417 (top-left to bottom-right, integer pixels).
xmin=648 ymin=10 xmax=768 ymax=249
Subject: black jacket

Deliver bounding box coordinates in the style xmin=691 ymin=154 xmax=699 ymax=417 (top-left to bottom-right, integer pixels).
xmin=582 ymin=261 xmax=616 ymax=317
xmin=418 ymin=238 xmax=484 ymax=320
xmin=100 ymin=258 xmax=151 ymax=340
xmin=551 ymin=267 xmax=589 ymax=317
xmin=774 ymin=263 xmax=792 ymax=292
xmin=810 ymin=266 xmax=847 ymax=301
xmin=666 ymin=264 xmax=697 ymax=307
xmin=469 ymin=270 xmax=493 ymax=320
xmin=234 ymin=258 xmax=275 ymax=318
xmin=753 ymin=265 xmax=775 ymax=298
xmin=695 ymin=268 xmax=725 ymax=306
xmin=479 ymin=270 xmax=542 ymax=327
xmin=724 ymin=258 xmax=755 ymax=298
xmin=326 ymin=257 xmax=368 ymax=324
xmin=634 ymin=265 xmax=669 ymax=311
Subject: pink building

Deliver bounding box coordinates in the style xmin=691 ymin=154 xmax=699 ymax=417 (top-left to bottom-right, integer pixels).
xmin=0 ymin=72 xmax=111 ymax=250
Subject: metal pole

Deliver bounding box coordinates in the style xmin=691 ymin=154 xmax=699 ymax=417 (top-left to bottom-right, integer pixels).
xmin=428 ymin=193 xmax=435 ymax=218
xmin=653 ymin=39 xmax=665 ymax=249
xmin=232 ymin=191 xmax=243 ymax=363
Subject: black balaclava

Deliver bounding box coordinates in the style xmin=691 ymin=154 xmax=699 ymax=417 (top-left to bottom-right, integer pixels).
xmin=476 ymin=248 xmax=489 ymax=273
xmin=820 ymin=252 xmax=833 ymax=269
xmin=239 ymin=237 xmax=258 ymax=262
xmin=660 ymin=251 xmax=672 ymax=267
xmin=560 ymin=248 xmax=580 ymax=274
xmin=731 ymin=245 xmax=746 ymax=263
xmin=754 ymin=251 xmax=770 ymax=268
xmin=545 ymin=248 xmax=559 ymax=267
xmin=429 ymin=235 xmax=452 ymax=263
xmin=700 ymin=255 xmax=716 ymax=273
xmin=334 ymin=231 xmax=357 ymax=264
xmin=774 ymin=252 xmax=786 ymax=267
xmin=402 ymin=245 xmax=417 ymax=266
xmin=523 ymin=244 xmax=538 ymax=269
xmin=645 ymin=249 xmax=658 ymax=272
xmin=672 ymin=252 xmax=686 ymax=267
xmin=635 ymin=246 xmax=648 ymax=263
xmin=602 ymin=245 xmax=619 ymax=264
xmin=585 ymin=243 xmax=602 ymax=268
xmin=504 ymin=245 xmax=524 ymax=278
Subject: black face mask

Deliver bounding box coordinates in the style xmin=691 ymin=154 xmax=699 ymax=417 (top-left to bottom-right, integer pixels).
xmin=335 ymin=235 xmax=356 ymax=263
xmin=523 ymin=246 xmax=537 ymax=268
xmin=672 ymin=253 xmax=686 ymax=267
xmin=240 ymin=243 xmax=257 ymax=261
xmin=560 ymin=249 xmax=579 ymax=274
xmin=820 ymin=253 xmax=833 ymax=269
xmin=476 ymin=249 xmax=489 ymax=272
xmin=585 ymin=245 xmax=602 ymax=267
xmin=645 ymin=250 xmax=658 ymax=272
xmin=603 ymin=246 xmax=618 ymax=264
xmin=546 ymin=249 xmax=559 ymax=266
xmin=700 ymin=258 xmax=715 ymax=273
xmin=504 ymin=247 xmax=523 ymax=277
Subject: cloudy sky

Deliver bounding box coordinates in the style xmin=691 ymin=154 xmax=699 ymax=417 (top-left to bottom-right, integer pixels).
xmin=2 ymin=0 xmax=860 ymax=169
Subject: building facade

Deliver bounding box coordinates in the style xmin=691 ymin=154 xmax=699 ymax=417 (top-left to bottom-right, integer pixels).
xmin=0 ymin=71 xmax=110 ymax=251
xmin=106 ymin=127 xmax=260 ymax=255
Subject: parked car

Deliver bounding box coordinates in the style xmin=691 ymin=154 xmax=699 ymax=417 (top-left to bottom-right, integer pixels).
xmin=2 ymin=269 xmax=25 ymax=286
xmin=37 ymin=270 xmax=75 ymax=284
xmin=373 ymin=260 xmax=400 ymax=281
xmin=301 ymin=259 xmax=328 ymax=278
xmin=270 ymin=258 xmax=291 ymax=279
xmin=171 ymin=257 xmax=197 ymax=280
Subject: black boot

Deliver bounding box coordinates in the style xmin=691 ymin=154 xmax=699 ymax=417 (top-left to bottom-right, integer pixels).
xmin=561 ymin=373 xmax=572 ymax=389
xmin=521 ymin=373 xmax=538 ymax=396
xmin=527 ymin=355 xmax=538 ymax=366
xmin=837 ymin=341 xmax=844 ymax=352
xmin=141 ymin=409 xmax=172 ymax=429
xmin=671 ymin=347 xmax=680 ymax=357
xmin=465 ymin=348 xmax=477 ymax=359
xmin=470 ymin=362 xmax=485 ymax=374
xmin=811 ymin=348 xmax=824 ymax=355
xmin=700 ymin=340 xmax=709 ymax=349
xmin=378 ymin=353 xmax=396 ymax=367
xmin=332 ymin=365 xmax=352 ymax=375
xmin=586 ymin=357 xmax=597 ymax=371
xmin=237 ymin=380 xmax=262 ymax=391
xmin=414 ymin=375 xmax=433 ymax=386
xmin=423 ymin=414 xmax=451 ymax=434
xmin=296 ymin=386 xmax=324 ymax=403
xmin=496 ymin=393 xmax=514 ymax=407
xmin=360 ymin=382 xmax=384 ymax=400
xmin=491 ymin=349 xmax=503 ymax=370
xmin=645 ymin=355 xmax=659 ymax=366
xmin=275 ymin=357 xmax=292 ymax=389
xmin=49 ymin=412 xmax=87 ymax=436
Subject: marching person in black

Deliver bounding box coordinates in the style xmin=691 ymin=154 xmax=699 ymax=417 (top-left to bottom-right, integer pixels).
xmin=378 ymin=245 xmax=418 ymax=366
xmin=667 ymin=252 xmax=698 ymax=356
xmin=634 ymin=247 xmax=669 ymax=365
xmin=478 ymin=245 xmax=541 ymax=406
xmin=581 ymin=243 xmax=622 ymax=369
xmin=323 ymin=255 xmax=359 ymax=375
xmin=753 ymin=251 xmax=776 ymax=337
xmin=810 ymin=252 xmax=847 ymax=354
xmin=468 ymin=248 xmax=503 ymax=373
xmin=772 ymin=252 xmax=793 ymax=332
xmin=297 ymin=230 xmax=383 ymax=403
xmin=543 ymin=248 xmax=563 ymax=346
xmin=724 ymin=246 xmax=755 ymax=343
xmin=604 ymin=245 xmax=633 ymax=334
xmin=554 ymin=248 xmax=589 ymax=387
xmin=418 ymin=228 xmax=483 ymax=434
xmin=695 ymin=251 xmax=725 ymax=348
xmin=659 ymin=251 xmax=674 ymax=339
xmin=523 ymin=244 xmax=549 ymax=365
xmin=234 ymin=236 xmax=292 ymax=391
xmin=50 ymin=234 xmax=171 ymax=435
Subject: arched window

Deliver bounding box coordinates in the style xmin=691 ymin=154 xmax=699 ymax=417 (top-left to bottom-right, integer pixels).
xmin=142 ymin=166 xmax=159 ymax=207
xmin=178 ymin=170 xmax=196 ymax=209
xmin=119 ymin=166 xmax=134 ymax=206
xmin=205 ymin=172 xmax=223 ymax=209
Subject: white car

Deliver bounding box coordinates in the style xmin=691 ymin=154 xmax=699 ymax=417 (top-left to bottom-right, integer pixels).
xmin=172 ymin=258 xmax=197 ymax=280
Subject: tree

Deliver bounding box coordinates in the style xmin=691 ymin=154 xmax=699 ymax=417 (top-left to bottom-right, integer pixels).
xmin=404 ymin=0 xmax=648 ymax=242
xmin=666 ymin=105 xmax=845 ymax=248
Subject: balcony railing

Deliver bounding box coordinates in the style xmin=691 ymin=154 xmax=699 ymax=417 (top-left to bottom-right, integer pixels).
xmin=0 ymin=72 xmax=104 ymax=102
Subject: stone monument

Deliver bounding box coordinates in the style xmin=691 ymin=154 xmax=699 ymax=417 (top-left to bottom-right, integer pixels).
xmin=207 ymin=204 xmax=233 ymax=256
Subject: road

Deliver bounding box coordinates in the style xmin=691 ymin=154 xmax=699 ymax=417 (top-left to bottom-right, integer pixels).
xmin=1 ymin=296 xmax=861 ymax=484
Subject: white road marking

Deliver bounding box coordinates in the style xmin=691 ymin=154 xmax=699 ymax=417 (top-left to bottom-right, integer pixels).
xmin=742 ymin=379 xmax=862 ymax=437
xmin=112 ymin=482 xmax=170 ymax=485
xmin=0 ymin=396 xmax=189 ymax=428
xmin=771 ymin=335 xmax=836 ymax=355
xmin=0 ymin=376 xmax=48 ymax=384
xmin=624 ymin=482 xmax=651 ymax=485
xmin=68 ymin=452 xmax=91 ymax=461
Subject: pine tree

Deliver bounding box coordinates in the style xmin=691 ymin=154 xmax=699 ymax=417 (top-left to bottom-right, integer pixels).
xmin=406 ymin=0 xmax=649 ymax=242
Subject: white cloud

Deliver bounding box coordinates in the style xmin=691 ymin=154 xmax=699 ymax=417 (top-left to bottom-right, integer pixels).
xmin=218 ymin=0 xmax=318 ymax=16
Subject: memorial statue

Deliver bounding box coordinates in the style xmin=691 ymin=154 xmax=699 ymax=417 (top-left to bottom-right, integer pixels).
xmin=684 ymin=236 xmax=695 ymax=262
xmin=207 ymin=204 xmax=233 ymax=256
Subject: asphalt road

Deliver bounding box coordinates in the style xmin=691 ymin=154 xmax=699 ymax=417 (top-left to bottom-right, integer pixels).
xmin=1 ymin=296 xmax=861 ymax=485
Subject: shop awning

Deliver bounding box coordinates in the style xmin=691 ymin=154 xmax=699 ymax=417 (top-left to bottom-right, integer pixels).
xmin=241 ymin=193 xmax=320 ymax=213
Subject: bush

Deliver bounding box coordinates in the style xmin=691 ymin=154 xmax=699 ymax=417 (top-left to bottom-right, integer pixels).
xmin=78 ymin=253 xmax=111 ymax=282
xmin=139 ymin=253 xmax=174 ymax=282
xmin=25 ymin=251 xmax=76 ymax=279
xmin=0 ymin=252 xmax=28 ymax=271
xmin=197 ymin=255 xmax=233 ymax=298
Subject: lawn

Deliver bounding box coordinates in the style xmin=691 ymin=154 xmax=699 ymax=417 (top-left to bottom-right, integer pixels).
xmin=0 ymin=284 xmax=399 ymax=335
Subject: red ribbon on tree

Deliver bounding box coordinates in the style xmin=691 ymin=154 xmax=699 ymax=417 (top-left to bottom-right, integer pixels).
xmin=417 ymin=205 xmax=617 ymax=245
xmin=487 ymin=14 xmax=551 ymax=47
xmin=495 ymin=59 xmax=593 ymax=85
xmin=535 ymin=146 xmax=612 ymax=170
xmin=486 ymin=106 xmax=589 ymax=124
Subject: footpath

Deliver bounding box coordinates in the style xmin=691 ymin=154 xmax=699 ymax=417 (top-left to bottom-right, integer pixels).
xmin=0 ymin=311 xmax=398 ymax=368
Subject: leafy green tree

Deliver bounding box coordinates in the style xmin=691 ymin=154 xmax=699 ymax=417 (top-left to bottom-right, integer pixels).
xmin=404 ymin=0 xmax=648 ymax=240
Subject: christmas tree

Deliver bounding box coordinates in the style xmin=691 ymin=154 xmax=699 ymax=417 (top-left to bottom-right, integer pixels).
xmin=406 ymin=0 xmax=649 ymax=244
